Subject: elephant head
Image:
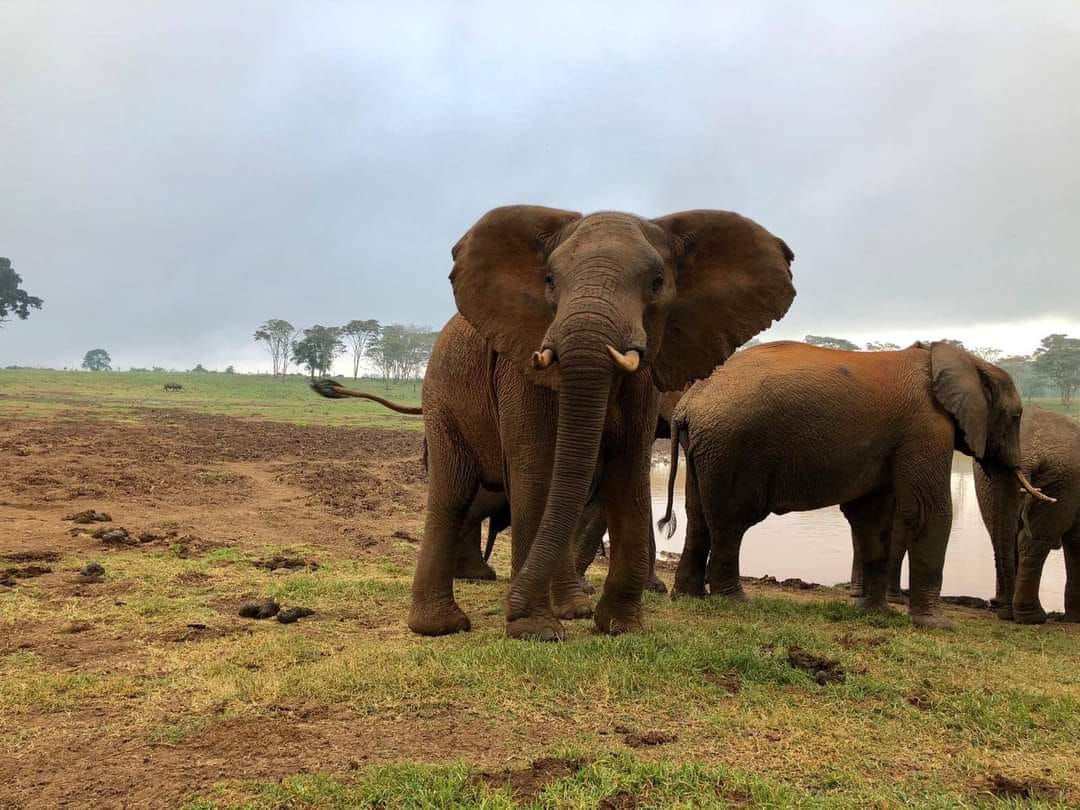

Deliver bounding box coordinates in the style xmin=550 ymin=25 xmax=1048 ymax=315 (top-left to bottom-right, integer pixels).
xmin=449 ymin=206 xmax=795 ymax=616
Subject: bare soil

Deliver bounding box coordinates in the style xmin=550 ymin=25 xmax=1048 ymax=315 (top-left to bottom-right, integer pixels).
xmin=0 ymin=412 xmax=437 ymax=808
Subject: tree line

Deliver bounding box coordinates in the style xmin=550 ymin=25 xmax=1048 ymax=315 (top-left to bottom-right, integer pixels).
xmin=254 ymin=319 xmax=439 ymax=383
xmin=803 ymin=333 xmax=1080 ymax=407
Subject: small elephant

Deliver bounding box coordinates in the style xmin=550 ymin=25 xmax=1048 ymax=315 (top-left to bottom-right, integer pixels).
xmin=163 ymin=383 xmax=183 ymax=391
xmin=974 ymin=407 xmax=1079 ymax=623
xmin=659 ymin=340 xmax=1041 ymax=629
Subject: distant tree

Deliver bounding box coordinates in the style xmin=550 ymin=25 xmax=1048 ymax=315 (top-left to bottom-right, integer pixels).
xmin=997 ymin=355 xmax=1042 ymax=401
xmin=342 ymin=319 xmax=381 ymax=379
xmin=969 ymin=346 xmax=1002 ymax=363
xmin=152 ymin=366 xmax=166 ymax=372
xmin=366 ymin=324 xmax=437 ymax=388
xmin=864 ymin=341 xmax=901 ymax=351
xmin=81 ymin=349 xmax=111 ymax=371
xmin=224 ymin=365 xmax=235 ymax=374
xmin=0 ymin=257 xmax=43 ymax=327
xmin=805 ymin=335 xmax=860 ymax=352
xmin=291 ymin=325 xmax=345 ymax=379
xmin=938 ymin=339 xmax=966 ymax=349
xmin=1033 ymin=333 xmax=1080 ymax=408
xmin=191 ymin=363 xmax=208 ymax=373
xmin=254 ymin=319 xmax=298 ymax=378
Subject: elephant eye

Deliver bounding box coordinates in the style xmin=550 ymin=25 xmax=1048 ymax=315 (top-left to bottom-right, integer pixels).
xmin=651 ymin=274 xmax=664 ymax=293
xmin=544 ymin=273 xmax=555 ymax=289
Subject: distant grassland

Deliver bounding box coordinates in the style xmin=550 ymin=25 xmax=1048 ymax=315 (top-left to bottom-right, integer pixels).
xmin=0 ymin=368 xmax=423 ymax=429
xmin=1 ymin=367 xmax=1073 ymax=429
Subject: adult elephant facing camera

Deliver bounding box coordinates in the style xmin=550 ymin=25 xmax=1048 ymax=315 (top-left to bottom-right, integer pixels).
xmin=661 ymin=341 xmax=1045 ymax=628
xmin=411 ymin=206 xmax=795 ymax=639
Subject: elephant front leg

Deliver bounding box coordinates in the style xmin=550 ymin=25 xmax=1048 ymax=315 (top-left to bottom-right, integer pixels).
xmin=550 ymin=541 xmax=594 ymax=620
xmin=595 ymin=453 xmax=651 ymax=635
xmin=408 ymin=425 xmax=478 ymax=636
xmin=902 ymin=511 xmax=953 ymax=629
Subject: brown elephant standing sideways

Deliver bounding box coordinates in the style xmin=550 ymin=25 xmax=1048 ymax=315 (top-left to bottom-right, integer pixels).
xmin=414 ymin=206 xmax=795 ymax=639
xmin=659 ymin=341 xmax=1047 ymax=628
xmin=974 ymin=407 xmax=1079 ymax=623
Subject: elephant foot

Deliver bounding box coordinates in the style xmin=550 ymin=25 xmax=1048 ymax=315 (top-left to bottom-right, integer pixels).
xmin=552 ymin=595 xmax=594 ymax=621
xmin=1013 ymin=604 xmax=1048 ymax=625
xmin=408 ymin=600 xmax=471 ymax=636
xmin=646 ymin=574 xmax=668 ymax=595
xmin=848 ymin=584 xmax=864 ymax=598
xmin=995 ymin=603 xmax=1014 ymax=621
xmin=910 ymin=612 xmax=954 ymax=630
xmin=671 ymin=578 xmax=707 ymax=598
xmin=1063 ymin=611 xmax=1080 ymax=623
xmin=454 ymin=560 xmax=497 ymax=581
xmin=857 ymin=597 xmax=895 ymax=614
xmin=594 ymin=596 xmax=643 ymax=635
xmin=886 ymin=590 xmax=908 ymax=605
xmin=506 ymin=615 xmax=565 ymax=641
xmin=710 ymin=586 xmax=750 ymax=602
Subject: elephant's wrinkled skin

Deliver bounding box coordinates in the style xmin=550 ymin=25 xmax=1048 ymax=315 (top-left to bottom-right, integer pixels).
xmin=974 ymin=407 xmax=1080 ymax=623
xmin=661 ymin=341 xmax=1028 ymax=629
xmin=413 ymin=206 xmax=795 ymax=639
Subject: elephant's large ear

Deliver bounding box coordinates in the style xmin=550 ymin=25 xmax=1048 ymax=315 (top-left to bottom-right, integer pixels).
xmin=650 ymin=211 xmax=795 ymax=391
xmin=449 ymin=205 xmax=582 ymax=387
xmin=930 ymin=342 xmax=989 ymax=458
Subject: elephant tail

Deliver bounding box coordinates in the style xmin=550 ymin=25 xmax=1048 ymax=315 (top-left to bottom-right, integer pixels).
xmin=482 ymin=518 xmax=498 ymax=562
xmin=657 ymin=422 xmax=685 ymax=539
xmin=309 ymin=378 xmax=423 ymax=414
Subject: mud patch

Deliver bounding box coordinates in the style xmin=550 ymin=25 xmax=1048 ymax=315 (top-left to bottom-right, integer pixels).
xmin=980 ymin=774 xmax=1061 ymax=801
xmin=598 ymin=791 xmax=640 ymax=809
xmin=1 ymin=550 xmax=62 ymax=563
xmin=64 ymin=509 xmax=112 ymax=524
xmin=787 ymin=645 xmax=846 ymax=685
xmin=835 ymin=633 xmax=886 ymax=650
xmin=614 ymin=725 xmax=677 ymax=748
xmin=254 ymin=555 xmax=317 ymax=572
xmin=702 ymin=671 xmax=742 ymax=694
xmin=474 ymin=757 xmax=581 ymax=802
xmin=941 ymin=595 xmax=991 ymax=609
xmin=0 ymin=564 xmax=52 ymax=586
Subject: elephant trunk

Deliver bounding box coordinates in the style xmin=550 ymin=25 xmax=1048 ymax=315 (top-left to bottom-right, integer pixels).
xmin=983 ymin=461 xmax=1021 ymax=614
xmin=507 ymin=341 xmax=613 ymax=620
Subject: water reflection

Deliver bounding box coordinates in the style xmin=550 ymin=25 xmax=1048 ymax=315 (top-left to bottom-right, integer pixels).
xmin=649 ymin=452 xmax=1066 ymax=612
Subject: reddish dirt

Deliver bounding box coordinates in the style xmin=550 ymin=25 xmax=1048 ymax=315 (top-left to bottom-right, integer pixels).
xmin=0 ymin=411 xmax=449 ymax=808
xmin=474 ymin=757 xmax=582 ymax=803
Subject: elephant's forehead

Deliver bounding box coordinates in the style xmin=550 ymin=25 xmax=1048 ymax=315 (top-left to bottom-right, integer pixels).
xmin=560 ymin=212 xmax=661 ymax=257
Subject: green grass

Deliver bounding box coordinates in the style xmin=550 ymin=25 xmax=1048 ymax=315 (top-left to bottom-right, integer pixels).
xmin=0 ymin=367 xmax=423 ymax=428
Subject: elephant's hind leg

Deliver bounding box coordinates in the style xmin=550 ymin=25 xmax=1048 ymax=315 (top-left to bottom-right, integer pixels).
xmin=408 ymin=422 xmax=479 ymax=636
xmin=1063 ymin=526 xmax=1080 ymax=622
xmin=673 ymin=459 xmax=709 ymax=597
xmin=841 ymin=490 xmax=896 ymax=612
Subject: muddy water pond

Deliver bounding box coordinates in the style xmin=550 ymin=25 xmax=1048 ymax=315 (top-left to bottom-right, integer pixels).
xmin=648 ymin=452 xmax=1067 ymax=612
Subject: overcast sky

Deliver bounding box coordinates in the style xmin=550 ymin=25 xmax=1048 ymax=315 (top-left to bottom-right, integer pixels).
xmin=2 ymin=1 xmax=1078 ymax=373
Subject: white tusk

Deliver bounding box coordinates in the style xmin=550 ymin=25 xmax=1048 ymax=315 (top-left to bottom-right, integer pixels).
xmin=1015 ymin=469 xmax=1056 ymax=503
xmin=606 ymin=345 xmax=640 ymax=373
xmin=531 ymin=348 xmax=555 ymax=370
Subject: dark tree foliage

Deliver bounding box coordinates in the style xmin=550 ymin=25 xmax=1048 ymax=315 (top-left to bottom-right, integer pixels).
xmin=81 ymin=349 xmax=111 ymax=371
xmin=365 ymin=324 xmax=437 ymax=388
xmin=0 ymin=257 xmax=43 ymax=326
xmin=864 ymin=341 xmax=901 ymax=351
xmin=1033 ymin=333 xmax=1080 ymax=407
xmin=292 ymin=325 xmax=345 ymax=378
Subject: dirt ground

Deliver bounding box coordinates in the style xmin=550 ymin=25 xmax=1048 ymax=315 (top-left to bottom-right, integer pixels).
xmin=0 ymin=411 xmax=436 ymax=808
xmin=3 ymin=411 xmax=1079 ymax=809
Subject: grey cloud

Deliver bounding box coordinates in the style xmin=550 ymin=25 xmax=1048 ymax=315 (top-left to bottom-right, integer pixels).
xmin=1 ymin=1 xmax=1078 ymax=369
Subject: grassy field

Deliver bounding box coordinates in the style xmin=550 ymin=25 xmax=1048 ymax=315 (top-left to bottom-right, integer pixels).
xmin=0 ymin=368 xmax=423 ymax=429
xmin=1 ymin=370 xmax=1078 ymax=808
